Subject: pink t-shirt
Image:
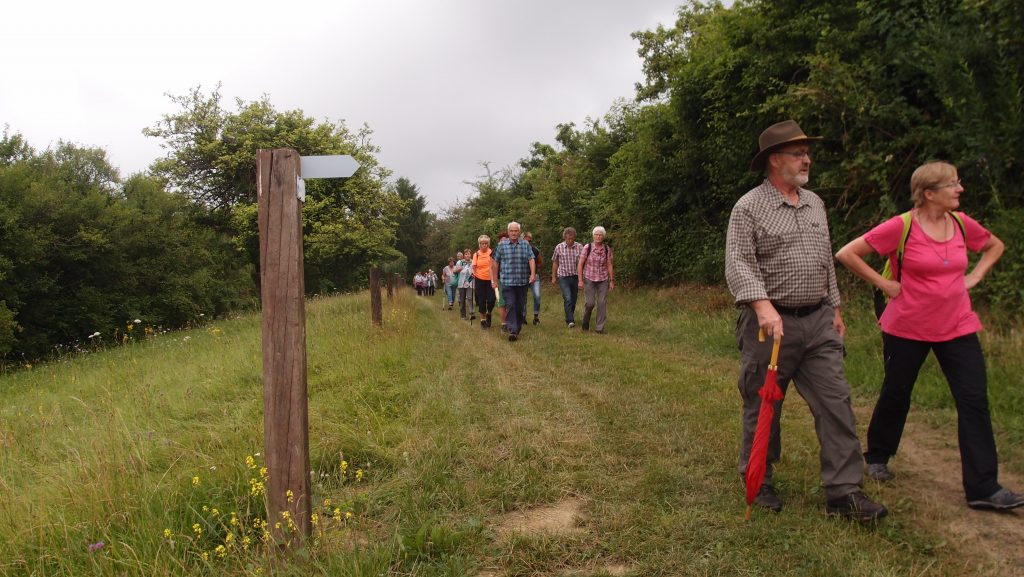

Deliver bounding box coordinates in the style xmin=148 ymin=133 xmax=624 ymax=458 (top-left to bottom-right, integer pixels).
xmin=864 ymin=212 xmax=991 ymax=341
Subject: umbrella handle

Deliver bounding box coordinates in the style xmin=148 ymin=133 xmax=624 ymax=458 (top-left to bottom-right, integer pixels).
xmin=757 ymin=329 xmax=782 ymax=369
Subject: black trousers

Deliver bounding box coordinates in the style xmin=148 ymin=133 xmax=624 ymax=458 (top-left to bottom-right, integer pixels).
xmin=474 ymin=277 xmax=495 ymax=317
xmin=865 ymin=332 xmax=1001 ymax=500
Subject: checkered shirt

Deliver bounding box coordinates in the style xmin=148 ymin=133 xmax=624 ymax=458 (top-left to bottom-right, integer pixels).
xmin=551 ymin=241 xmax=584 ymax=278
xmin=725 ymin=180 xmax=840 ymax=308
xmin=580 ymin=243 xmax=612 ymax=282
xmin=492 ymin=238 xmax=535 ymax=287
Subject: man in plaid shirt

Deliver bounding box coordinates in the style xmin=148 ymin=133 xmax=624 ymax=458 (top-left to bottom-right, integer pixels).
xmin=725 ymin=120 xmax=887 ymax=521
xmin=551 ymin=227 xmax=585 ymax=327
xmin=491 ymin=221 xmax=536 ymax=341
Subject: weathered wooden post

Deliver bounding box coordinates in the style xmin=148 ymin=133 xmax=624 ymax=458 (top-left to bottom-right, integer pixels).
xmin=369 ymin=267 xmax=382 ymax=325
xmin=257 ymin=148 xmax=311 ymax=546
xmin=258 ymin=149 xmax=360 ymax=549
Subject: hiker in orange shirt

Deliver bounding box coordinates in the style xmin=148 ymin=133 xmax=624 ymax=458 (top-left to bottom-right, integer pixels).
xmin=472 ymin=235 xmax=496 ymax=328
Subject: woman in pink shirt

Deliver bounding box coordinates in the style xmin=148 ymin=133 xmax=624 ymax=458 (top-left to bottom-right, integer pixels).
xmin=836 ymin=161 xmax=1019 ymax=510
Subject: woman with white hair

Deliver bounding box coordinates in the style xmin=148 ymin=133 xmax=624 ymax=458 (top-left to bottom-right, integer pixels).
xmin=577 ymin=226 xmax=614 ymax=333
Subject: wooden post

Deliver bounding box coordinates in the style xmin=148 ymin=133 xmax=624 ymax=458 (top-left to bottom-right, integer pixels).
xmin=257 ymin=148 xmax=312 ymax=546
xmin=370 ymin=267 xmax=382 ymax=325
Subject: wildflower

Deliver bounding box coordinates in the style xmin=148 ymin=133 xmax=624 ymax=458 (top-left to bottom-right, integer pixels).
xmin=192 ymin=476 xmax=200 ymax=486
xmin=333 ymin=508 xmax=342 ymax=520
xmin=126 ymin=324 xmax=134 ymax=333
xmin=345 ymin=511 xmax=352 ymax=520
xmin=230 ymin=513 xmax=239 ymax=526
xmin=355 ymin=469 xmax=364 ymax=482
xmin=202 ymin=505 xmax=209 ymax=512
xmin=133 ymin=319 xmax=141 ymax=324
xmin=246 ymin=455 xmax=256 ymax=469
xmin=201 ymin=551 xmax=209 ymax=562
xmin=211 ymin=508 xmax=220 ymax=517
xmin=163 ymin=528 xmax=172 ymax=539
xmin=192 ymin=523 xmax=202 ymax=536
xmin=225 ymin=532 xmax=235 ymax=544
xmin=340 ymin=460 xmax=348 ymax=473
xmin=286 ymin=490 xmax=294 ymax=503
xmin=215 ymin=545 xmax=226 ymax=558
xmin=259 ymin=467 xmax=268 ymax=479
xmin=87 ymin=541 xmax=104 ymax=553
xmin=311 ymin=512 xmax=319 ymax=526
xmin=323 ymin=498 xmax=332 ymax=508
xmin=242 ymin=536 xmax=251 ymax=550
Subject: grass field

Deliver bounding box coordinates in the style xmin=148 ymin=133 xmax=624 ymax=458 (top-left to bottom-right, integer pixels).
xmin=1 ymin=284 xmax=1021 ymax=576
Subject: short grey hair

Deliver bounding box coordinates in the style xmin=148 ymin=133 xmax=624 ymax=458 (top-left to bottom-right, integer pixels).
xmin=478 ymin=235 xmax=490 ymax=243
xmin=507 ymin=221 xmax=522 ymax=231
xmin=592 ymin=226 xmax=606 ymax=236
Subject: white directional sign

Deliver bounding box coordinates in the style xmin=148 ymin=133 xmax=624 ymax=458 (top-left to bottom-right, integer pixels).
xmin=299 ymin=155 xmax=360 ymax=179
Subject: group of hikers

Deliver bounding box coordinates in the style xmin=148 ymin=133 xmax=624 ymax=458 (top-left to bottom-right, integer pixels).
xmin=412 ymin=270 xmax=438 ymax=296
xmin=433 ymin=224 xmax=614 ymax=341
xmin=410 ymin=118 xmax=1020 ymax=523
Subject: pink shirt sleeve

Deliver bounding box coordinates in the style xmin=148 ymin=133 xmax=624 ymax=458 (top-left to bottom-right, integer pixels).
xmin=863 ymin=214 xmax=907 ymax=257
xmin=958 ymin=212 xmax=992 ymax=252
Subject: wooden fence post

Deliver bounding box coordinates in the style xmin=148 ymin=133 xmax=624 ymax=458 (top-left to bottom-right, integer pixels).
xmin=257 ymin=148 xmax=311 ymax=547
xmin=370 ymin=267 xmax=382 ymax=325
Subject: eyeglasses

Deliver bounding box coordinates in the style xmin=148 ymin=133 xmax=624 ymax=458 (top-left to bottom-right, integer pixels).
xmin=933 ymin=179 xmax=962 ymax=189
xmin=777 ymin=150 xmax=811 ymax=160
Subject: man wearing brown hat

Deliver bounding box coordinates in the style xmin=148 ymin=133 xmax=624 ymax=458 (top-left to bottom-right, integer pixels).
xmin=725 ymin=120 xmax=888 ymax=521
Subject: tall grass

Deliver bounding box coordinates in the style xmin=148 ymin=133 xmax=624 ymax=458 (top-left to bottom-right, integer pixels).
xmin=0 ymin=285 xmax=1020 ymax=576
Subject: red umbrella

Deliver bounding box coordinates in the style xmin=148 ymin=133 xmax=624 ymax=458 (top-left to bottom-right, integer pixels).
xmin=745 ymin=332 xmax=784 ymax=519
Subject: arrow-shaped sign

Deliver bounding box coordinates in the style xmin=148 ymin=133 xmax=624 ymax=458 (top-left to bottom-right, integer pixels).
xmin=299 ymin=155 xmax=360 ymax=179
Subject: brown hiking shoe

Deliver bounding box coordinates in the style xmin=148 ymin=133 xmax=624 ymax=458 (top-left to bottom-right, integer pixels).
xmin=826 ymin=491 xmax=888 ymax=522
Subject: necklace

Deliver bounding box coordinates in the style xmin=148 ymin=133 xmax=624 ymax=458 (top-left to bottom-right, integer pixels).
xmin=916 ymin=211 xmax=951 ymax=266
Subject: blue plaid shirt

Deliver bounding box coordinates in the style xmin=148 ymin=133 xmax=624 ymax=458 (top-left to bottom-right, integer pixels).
xmin=493 ymin=238 xmax=535 ymax=287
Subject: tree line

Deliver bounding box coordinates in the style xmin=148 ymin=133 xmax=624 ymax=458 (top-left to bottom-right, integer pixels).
xmin=3 ymin=0 xmax=1023 ymax=360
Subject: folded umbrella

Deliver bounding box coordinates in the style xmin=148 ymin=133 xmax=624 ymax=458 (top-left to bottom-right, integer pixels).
xmin=745 ymin=332 xmax=784 ymax=519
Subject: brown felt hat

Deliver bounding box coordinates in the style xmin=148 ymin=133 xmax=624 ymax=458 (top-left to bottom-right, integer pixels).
xmin=749 ymin=120 xmax=823 ymax=171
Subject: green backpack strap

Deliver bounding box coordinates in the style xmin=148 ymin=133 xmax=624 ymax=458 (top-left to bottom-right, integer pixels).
xmin=880 ymin=211 xmax=914 ymax=282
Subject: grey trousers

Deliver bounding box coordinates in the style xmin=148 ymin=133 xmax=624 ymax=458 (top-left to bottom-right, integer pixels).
xmin=582 ymin=279 xmax=609 ymax=331
xmin=735 ymin=305 xmax=863 ymax=500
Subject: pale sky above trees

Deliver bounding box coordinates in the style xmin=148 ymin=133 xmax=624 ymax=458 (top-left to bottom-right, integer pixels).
xmin=1 ymin=0 xmax=683 ymax=212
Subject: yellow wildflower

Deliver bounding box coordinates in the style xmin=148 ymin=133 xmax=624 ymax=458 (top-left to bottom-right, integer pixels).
xmin=286 ymin=489 xmax=294 ymax=503
xmin=201 ymin=551 xmax=209 ymax=562
xmin=163 ymin=528 xmax=172 ymax=539
xmin=192 ymin=476 xmax=200 ymax=487
xmin=245 ymin=455 xmax=256 ymax=469
xmin=225 ymin=532 xmax=235 ymax=544
xmin=323 ymin=498 xmax=332 ymax=508
xmin=355 ymin=469 xmax=364 ymax=482
xmin=345 ymin=511 xmax=353 ymax=520
xmin=215 ymin=545 xmax=226 ymax=558
xmin=192 ymin=523 xmax=202 ymax=536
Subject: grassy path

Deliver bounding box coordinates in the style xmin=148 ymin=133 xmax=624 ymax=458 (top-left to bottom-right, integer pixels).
xmin=0 ymin=286 xmax=1021 ymax=576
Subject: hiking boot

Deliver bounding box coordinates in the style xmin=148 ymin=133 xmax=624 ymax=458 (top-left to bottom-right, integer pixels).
xmin=967 ymin=488 xmax=1024 ymax=511
xmin=867 ymin=463 xmax=895 ymax=482
xmin=533 ymin=315 xmax=539 ymax=325
xmin=754 ymin=484 xmax=783 ymax=513
xmin=582 ymin=322 xmax=590 ymax=331
xmin=508 ymin=332 xmax=518 ymax=342
xmin=826 ymin=491 xmax=888 ymax=522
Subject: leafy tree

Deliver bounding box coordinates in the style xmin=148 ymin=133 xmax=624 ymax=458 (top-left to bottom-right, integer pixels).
xmin=145 ymin=86 xmax=405 ymax=293
xmin=393 ymin=177 xmax=432 ymax=277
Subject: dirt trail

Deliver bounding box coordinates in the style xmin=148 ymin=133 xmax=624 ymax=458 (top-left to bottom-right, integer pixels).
xmin=888 ymin=420 xmax=1024 ymax=576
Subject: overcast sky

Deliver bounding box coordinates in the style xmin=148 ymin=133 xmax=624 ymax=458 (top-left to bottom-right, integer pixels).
xmin=1 ymin=0 xmax=683 ymax=212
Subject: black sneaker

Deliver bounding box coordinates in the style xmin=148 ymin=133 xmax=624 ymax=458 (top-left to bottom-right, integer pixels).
xmin=582 ymin=322 xmax=590 ymax=331
xmin=967 ymin=488 xmax=1024 ymax=511
xmin=533 ymin=315 xmax=539 ymax=325
xmin=867 ymin=463 xmax=895 ymax=482
xmin=754 ymin=484 xmax=783 ymax=513
xmin=508 ymin=333 xmax=518 ymax=342
xmin=826 ymin=491 xmax=888 ymax=522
